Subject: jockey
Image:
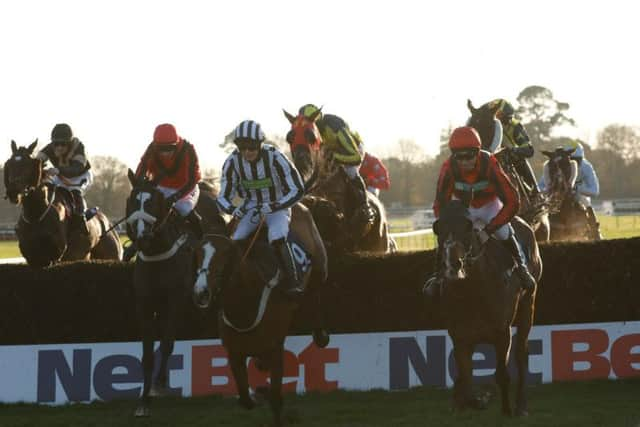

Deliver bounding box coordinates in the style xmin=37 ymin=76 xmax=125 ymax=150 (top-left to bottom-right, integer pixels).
xmin=486 ymin=99 xmax=544 ymax=203
xmin=423 ymin=126 xmax=536 ymax=298
xmin=299 ymin=104 xmax=376 ymax=223
xmin=359 ymin=151 xmax=390 ymax=198
xmin=36 ymin=123 xmax=93 ymax=234
xmin=564 ymin=141 xmax=602 ymax=237
xmin=134 ymin=123 xmax=203 ymax=239
xmin=217 ymin=120 xmax=305 ymax=298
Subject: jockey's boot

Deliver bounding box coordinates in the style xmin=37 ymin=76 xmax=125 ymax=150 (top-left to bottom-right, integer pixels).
xmin=422 ymin=247 xmax=443 ymax=300
xmin=71 ymin=190 xmax=89 ymax=235
xmin=586 ymin=206 xmax=603 ymax=240
xmin=502 ymin=234 xmax=536 ymax=290
xmin=272 ymin=238 xmax=304 ymax=300
xmin=186 ymin=210 xmax=204 ymax=240
xmin=349 ymin=175 xmax=376 ymax=225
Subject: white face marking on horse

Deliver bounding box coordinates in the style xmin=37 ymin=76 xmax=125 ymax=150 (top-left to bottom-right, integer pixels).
xmin=443 ymin=234 xmax=465 ymax=280
xmin=135 ymin=192 xmax=152 ymax=238
xmin=14 ymin=155 xmax=22 ymax=161
xmin=194 ymin=242 xmax=216 ymax=294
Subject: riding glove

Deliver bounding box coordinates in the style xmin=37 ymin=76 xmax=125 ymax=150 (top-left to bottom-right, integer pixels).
xmin=477 ymin=228 xmax=491 ymax=245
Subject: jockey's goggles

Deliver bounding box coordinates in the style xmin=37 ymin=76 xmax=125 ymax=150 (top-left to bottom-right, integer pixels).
xmin=236 ymin=139 xmax=260 ymax=151
xmin=452 ymin=149 xmax=479 ymax=161
xmin=155 ymin=144 xmax=177 ymax=153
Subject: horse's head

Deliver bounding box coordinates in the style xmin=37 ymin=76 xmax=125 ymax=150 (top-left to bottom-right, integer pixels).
xmin=466 ymin=99 xmax=503 ymax=152
xmin=283 ymin=108 xmax=323 ymax=180
xmin=433 ymin=200 xmax=475 ymax=281
xmin=125 ymin=169 xmax=172 ymax=252
xmin=192 ymin=234 xmax=236 ymax=308
xmin=4 ymin=140 xmax=42 ymax=204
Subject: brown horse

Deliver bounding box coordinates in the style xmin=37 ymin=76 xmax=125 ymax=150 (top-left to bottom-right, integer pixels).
xmin=192 ymin=202 xmax=328 ymax=426
xmin=467 ymin=100 xmax=551 ymax=242
xmin=433 ymin=200 xmax=541 ymax=416
xmin=4 ymin=140 xmax=121 ymax=267
xmin=283 ymin=110 xmax=392 ymax=253
xmin=542 ymin=149 xmax=599 ymax=241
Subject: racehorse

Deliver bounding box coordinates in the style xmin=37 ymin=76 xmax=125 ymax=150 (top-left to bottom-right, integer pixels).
xmin=466 ymin=100 xmax=551 ymax=242
xmin=283 ymin=110 xmax=392 ymax=253
xmin=541 ymin=149 xmax=598 ymax=241
xmin=125 ymin=169 xmax=221 ymax=417
xmin=192 ymin=202 xmax=328 ymax=427
xmin=433 ymin=200 xmax=541 ymax=416
xmin=3 ymin=140 xmax=122 ymax=267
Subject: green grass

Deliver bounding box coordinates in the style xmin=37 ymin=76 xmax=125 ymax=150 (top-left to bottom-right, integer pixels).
xmin=0 ymin=379 xmax=638 ymax=426
xmin=0 ymin=236 xmax=131 ymax=259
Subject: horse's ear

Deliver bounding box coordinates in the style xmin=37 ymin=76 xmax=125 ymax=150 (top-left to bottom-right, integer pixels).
xmin=283 ymin=109 xmax=296 ymax=124
xmin=432 ymin=219 xmax=440 ymax=236
xmin=10 ymin=140 xmax=17 ymax=154
xmin=309 ymin=106 xmax=323 ymax=122
xmin=27 ymin=139 xmax=38 ymax=154
xmin=467 ymin=99 xmax=477 ymax=114
xmin=127 ymin=168 xmax=136 ymax=186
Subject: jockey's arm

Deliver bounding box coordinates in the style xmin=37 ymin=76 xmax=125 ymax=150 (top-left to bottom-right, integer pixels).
xmin=173 ymin=144 xmax=200 ymax=201
xmin=509 ymin=122 xmax=534 ymax=158
xmin=576 ymin=160 xmax=599 ymax=197
xmin=58 ymin=160 xmax=86 ymax=178
xmin=216 ymin=156 xmax=240 ymax=214
xmin=485 ymin=158 xmax=520 ymax=234
xmin=433 ymin=161 xmax=455 ymax=218
xmin=270 ymin=152 xmax=305 ymax=210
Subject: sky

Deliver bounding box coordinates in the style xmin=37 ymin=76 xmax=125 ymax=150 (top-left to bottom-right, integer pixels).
xmin=1 ymin=0 xmax=639 ymax=173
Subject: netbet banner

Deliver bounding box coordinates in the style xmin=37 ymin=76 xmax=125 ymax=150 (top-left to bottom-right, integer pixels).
xmin=0 ymin=321 xmax=637 ymax=404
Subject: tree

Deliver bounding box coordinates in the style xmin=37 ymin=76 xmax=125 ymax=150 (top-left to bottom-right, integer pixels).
xmin=516 ymin=86 xmax=576 ymax=148
xmin=597 ymin=124 xmax=640 ymax=163
xmin=84 ymin=156 xmax=131 ymax=219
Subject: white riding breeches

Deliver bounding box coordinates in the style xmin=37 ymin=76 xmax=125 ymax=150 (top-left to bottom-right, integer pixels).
xmin=367 ymin=186 xmax=380 ymax=197
xmin=459 ymin=197 xmax=511 ymax=241
xmin=232 ymin=208 xmax=291 ymax=243
xmin=158 ymin=185 xmax=200 ymax=217
xmin=49 ymin=170 xmax=93 ymax=194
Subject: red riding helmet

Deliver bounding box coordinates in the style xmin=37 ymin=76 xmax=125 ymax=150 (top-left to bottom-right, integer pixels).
xmin=448 ymin=126 xmax=481 ymax=151
xmin=153 ymin=123 xmax=182 ymax=146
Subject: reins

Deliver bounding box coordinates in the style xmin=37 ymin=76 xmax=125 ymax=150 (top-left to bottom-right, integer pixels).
xmin=241 ymin=215 xmax=266 ymax=264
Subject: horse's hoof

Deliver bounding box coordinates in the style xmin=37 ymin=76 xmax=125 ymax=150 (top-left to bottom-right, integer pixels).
xmin=470 ymin=395 xmax=489 ymax=410
xmin=238 ymin=395 xmax=256 ymax=410
xmin=312 ymin=329 xmax=330 ymax=348
xmin=253 ymin=386 xmax=269 ymax=404
xmin=134 ymin=405 xmax=151 ymax=417
xmin=149 ymin=384 xmax=168 ymax=397
xmin=515 ymin=407 xmax=529 ymax=417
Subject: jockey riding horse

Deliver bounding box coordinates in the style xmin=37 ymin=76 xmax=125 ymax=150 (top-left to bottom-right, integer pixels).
xmin=4 ymin=138 xmax=122 ymax=266
xmin=283 ymin=107 xmax=392 ymax=253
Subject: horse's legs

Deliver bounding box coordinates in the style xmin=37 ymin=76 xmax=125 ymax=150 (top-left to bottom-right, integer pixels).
xmin=154 ymin=289 xmax=182 ymax=392
xmin=452 ymin=342 xmax=476 ymax=410
xmin=309 ymin=284 xmax=330 ymax=348
xmin=135 ymin=297 xmax=155 ymax=417
xmin=230 ymin=352 xmax=255 ymax=410
xmin=495 ymin=329 xmax=513 ymax=416
xmin=268 ymin=343 xmax=285 ymax=426
xmin=514 ymin=293 xmax=536 ymax=416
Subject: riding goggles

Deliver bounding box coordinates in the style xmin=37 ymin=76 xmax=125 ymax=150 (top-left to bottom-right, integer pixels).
xmin=453 ymin=149 xmax=479 ymax=161
xmin=236 ymin=140 xmax=260 ymax=151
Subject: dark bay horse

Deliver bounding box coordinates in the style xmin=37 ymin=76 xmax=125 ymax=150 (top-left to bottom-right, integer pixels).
xmin=433 ymin=200 xmax=541 ymax=416
xmin=4 ymin=140 xmax=121 ymax=267
xmin=283 ymin=110 xmax=392 ymax=253
xmin=466 ymin=100 xmax=551 ymax=242
xmin=541 ymin=149 xmax=598 ymax=241
xmin=192 ymin=202 xmax=328 ymax=426
xmin=125 ymin=170 xmax=221 ymax=417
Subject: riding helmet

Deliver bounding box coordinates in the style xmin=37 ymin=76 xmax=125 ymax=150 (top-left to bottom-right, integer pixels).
xmin=233 ymin=120 xmax=265 ymax=143
xmin=448 ymin=126 xmax=482 ymax=151
xmin=51 ymin=123 xmax=73 ymax=143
